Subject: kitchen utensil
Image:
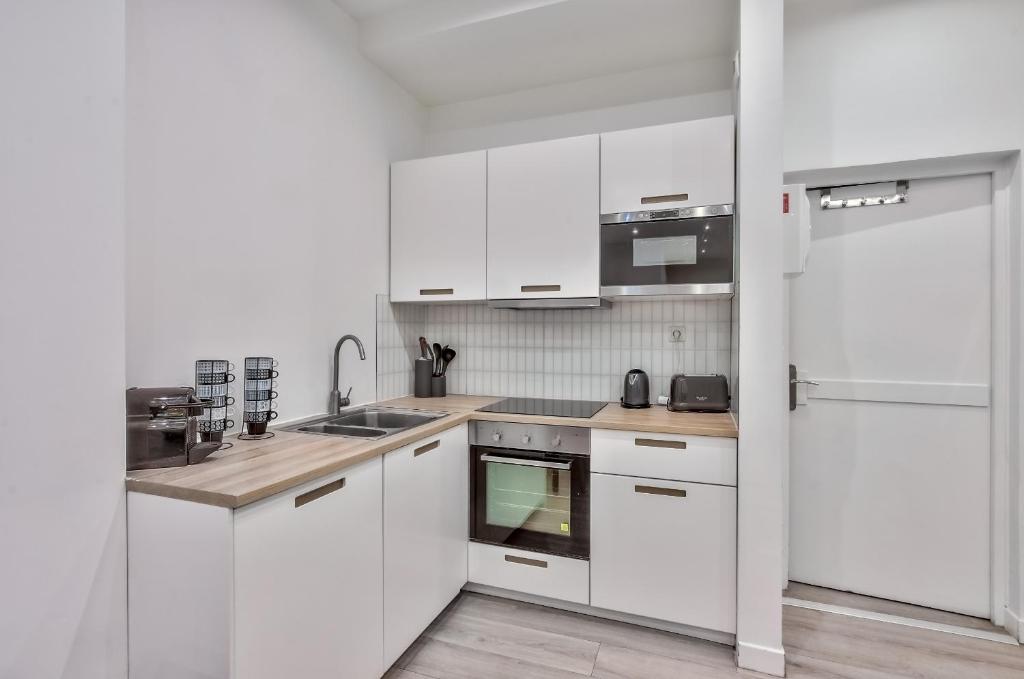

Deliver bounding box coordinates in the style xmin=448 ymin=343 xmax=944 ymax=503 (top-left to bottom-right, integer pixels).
xmin=419 ymin=337 xmax=430 ymax=360
xmin=414 ymin=358 xmax=433 ymax=397
xmin=621 ymin=369 xmax=650 ymax=409
xmin=441 ymin=347 xmax=457 ymax=375
xmin=433 ymin=343 xmax=443 ymax=375
xmin=431 ymin=375 xmax=447 ymax=397
xmin=668 ymin=374 xmax=730 ymax=412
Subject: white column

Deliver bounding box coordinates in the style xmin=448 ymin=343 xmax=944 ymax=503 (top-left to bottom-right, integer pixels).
xmin=735 ymin=0 xmax=786 ymax=674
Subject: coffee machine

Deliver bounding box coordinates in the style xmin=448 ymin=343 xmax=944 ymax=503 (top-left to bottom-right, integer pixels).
xmin=126 ymin=387 xmax=222 ymax=471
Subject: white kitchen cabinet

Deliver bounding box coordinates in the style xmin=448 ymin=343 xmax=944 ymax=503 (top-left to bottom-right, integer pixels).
xmin=487 ymin=135 xmax=600 ymax=300
xmin=468 ymin=542 xmax=590 ymax=605
xmin=235 ymin=458 xmax=384 ymax=679
xmin=600 ymin=116 xmax=735 ymax=215
xmin=591 ymin=429 xmax=737 ymax=486
xmin=128 ymin=457 xmax=384 ymax=679
xmin=590 ymin=473 xmax=736 ymax=634
xmin=390 ymin=151 xmax=487 ymax=302
xmin=383 ymin=424 xmax=469 ymax=668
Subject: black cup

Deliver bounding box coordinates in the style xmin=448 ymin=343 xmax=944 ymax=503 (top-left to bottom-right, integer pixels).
xmin=244 ymin=369 xmax=279 ymax=379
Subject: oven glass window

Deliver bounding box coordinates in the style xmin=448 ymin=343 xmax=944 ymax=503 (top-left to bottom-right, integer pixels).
xmin=486 ymin=462 xmax=572 ymax=537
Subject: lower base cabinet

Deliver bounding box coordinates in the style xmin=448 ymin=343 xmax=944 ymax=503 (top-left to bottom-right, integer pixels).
xmin=383 ymin=424 xmax=469 ymax=668
xmin=128 ymin=456 xmax=385 ymax=679
xmin=590 ymin=473 xmax=737 ymax=634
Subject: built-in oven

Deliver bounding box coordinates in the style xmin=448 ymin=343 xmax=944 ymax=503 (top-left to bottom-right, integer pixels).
xmin=600 ymin=204 xmax=734 ymax=297
xmin=470 ymin=421 xmax=590 ymax=560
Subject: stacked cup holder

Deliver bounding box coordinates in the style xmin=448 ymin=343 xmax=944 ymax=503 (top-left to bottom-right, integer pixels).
xmin=194 ymin=360 xmax=236 ymax=450
xmin=240 ymin=356 xmax=278 ymax=439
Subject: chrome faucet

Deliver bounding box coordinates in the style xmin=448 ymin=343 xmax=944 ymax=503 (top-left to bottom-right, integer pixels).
xmin=329 ymin=334 xmax=366 ymax=414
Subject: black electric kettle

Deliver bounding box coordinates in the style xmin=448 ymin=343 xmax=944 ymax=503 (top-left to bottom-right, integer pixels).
xmin=621 ymin=369 xmax=650 ymax=409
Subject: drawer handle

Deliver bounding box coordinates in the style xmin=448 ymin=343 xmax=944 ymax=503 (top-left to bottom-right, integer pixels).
xmin=635 ymin=438 xmax=687 ymax=450
xmin=635 ymin=485 xmax=687 ymax=498
xmin=295 ymin=478 xmax=345 ymax=508
xmin=414 ymin=439 xmax=440 ymax=457
xmin=641 ymin=193 xmax=688 ymax=204
xmin=504 ymin=554 xmax=548 ymax=569
xmin=521 ymin=284 xmax=561 ymax=293
xmin=420 ymin=288 xmax=454 ymax=296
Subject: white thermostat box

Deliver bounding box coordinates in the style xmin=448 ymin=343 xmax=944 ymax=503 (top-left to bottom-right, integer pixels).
xmin=782 ymin=183 xmax=811 ymax=276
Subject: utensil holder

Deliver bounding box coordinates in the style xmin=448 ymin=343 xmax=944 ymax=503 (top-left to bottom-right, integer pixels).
xmin=414 ymin=358 xmax=433 ymax=398
xmin=431 ymin=375 xmax=446 ymax=398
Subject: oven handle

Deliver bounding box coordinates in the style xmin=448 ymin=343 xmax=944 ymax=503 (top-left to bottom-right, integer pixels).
xmin=479 ymin=454 xmax=572 ymax=471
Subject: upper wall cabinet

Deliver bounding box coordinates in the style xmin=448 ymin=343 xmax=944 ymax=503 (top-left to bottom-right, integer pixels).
xmin=600 ymin=116 xmax=735 ymax=215
xmin=390 ymin=151 xmax=487 ymax=302
xmin=487 ymin=135 xmax=600 ymax=300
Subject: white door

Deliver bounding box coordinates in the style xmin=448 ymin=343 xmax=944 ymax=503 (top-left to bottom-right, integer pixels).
xmin=788 ymin=175 xmax=992 ymax=617
xmin=600 ymin=116 xmax=735 ymax=214
xmin=390 ymin=151 xmax=487 ymax=302
xmin=383 ymin=425 xmax=468 ymax=668
xmin=487 ymin=135 xmax=599 ymax=300
xmin=234 ymin=458 xmax=384 ymax=679
xmin=590 ymin=473 xmax=736 ymax=633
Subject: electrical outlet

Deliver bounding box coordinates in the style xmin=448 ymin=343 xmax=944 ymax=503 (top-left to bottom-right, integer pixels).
xmin=668 ymin=326 xmax=686 ymax=343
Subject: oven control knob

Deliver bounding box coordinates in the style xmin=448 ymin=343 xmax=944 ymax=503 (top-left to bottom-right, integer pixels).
xmin=551 ymin=435 xmax=562 ymax=448
xmin=492 ymin=431 xmax=502 ymax=443
xmin=521 ymin=434 xmax=531 ymax=445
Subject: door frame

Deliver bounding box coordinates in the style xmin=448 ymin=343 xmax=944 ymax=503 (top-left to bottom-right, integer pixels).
xmin=785 ymin=150 xmax=1020 ymax=636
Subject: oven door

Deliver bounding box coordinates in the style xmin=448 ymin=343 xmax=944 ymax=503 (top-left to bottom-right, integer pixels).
xmin=600 ymin=214 xmax=734 ymax=296
xmin=470 ymin=446 xmax=590 ymax=559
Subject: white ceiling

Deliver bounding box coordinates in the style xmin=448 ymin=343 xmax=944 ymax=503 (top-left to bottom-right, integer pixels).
xmin=333 ymin=0 xmax=738 ymax=106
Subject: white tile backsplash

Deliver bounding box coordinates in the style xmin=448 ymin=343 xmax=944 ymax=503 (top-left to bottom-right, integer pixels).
xmin=375 ymin=294 xmax=732 ymax=402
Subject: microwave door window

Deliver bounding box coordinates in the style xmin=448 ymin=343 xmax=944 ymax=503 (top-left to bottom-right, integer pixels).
xmin=633 ymin=235 xmax=697 ymax=267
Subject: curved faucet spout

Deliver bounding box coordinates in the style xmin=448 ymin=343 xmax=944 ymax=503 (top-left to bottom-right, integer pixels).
xmin=329 ymin=334 xmax=366 ymax=413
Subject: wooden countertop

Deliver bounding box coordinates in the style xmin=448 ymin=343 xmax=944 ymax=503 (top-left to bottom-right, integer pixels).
xmin=125 ymin=395 xmax=736 ymax=509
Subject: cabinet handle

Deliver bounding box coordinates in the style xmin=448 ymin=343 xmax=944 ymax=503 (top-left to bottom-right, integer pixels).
xmin=521 ymin=284 xmax=561 ymax=293
xmin=505 ymin=554 xmax=548 ymax=569
xmin=634 ymin=438 xmax=687 ymax=450
xmin=414 ymin=439 xmax=440 ymax=457
xmin=420 ymin=288 xmax=454 ymax=296
xmin=635 ymin=485 xmax=687 ymax=498
xmin=295 ymin=478 xmax=345 ymax=508
xmin=640 ymin=193 xmax=688 ymax=204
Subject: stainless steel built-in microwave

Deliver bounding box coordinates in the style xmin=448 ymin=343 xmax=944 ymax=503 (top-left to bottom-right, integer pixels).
xmin=599 ymin=204 xmax=734 ymax=298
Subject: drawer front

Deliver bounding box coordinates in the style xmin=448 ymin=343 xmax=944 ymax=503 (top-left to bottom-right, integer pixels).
xmin=590 ymin=473 xmax=736 ymax=633
xmin=468 ymin=542 xmax=589 ymax=605
xmin=591 ymin=429 xmax=736 ymax=486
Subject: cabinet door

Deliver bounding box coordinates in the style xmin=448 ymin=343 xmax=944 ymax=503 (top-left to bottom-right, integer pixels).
xmin=391 ymin=151 xmax=487 ymax=302
xmin=487 ymin=135 xmax=599 ymax=299
xmin=235 ymin=457 xmax=384 ymax=679
xmin=590 ymin=473 xmax=736 ymax=633
xmin=601 ymin=117 xmax=734 ymax=214
xmin=383 ymin=424 xmax=469 ymax=668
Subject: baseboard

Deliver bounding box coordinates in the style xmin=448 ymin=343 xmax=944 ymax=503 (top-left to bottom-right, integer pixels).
xmin=462 ymin=583 xmax=736 ymax=647
xmin=736 ymin=640 xmax=786 ymax=677
xmin=1006 ymin=607 xmax=1023 ymax=641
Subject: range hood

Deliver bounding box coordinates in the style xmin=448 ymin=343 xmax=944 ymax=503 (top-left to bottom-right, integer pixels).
xmin=488 ymin=297 xmax=610 ymax=310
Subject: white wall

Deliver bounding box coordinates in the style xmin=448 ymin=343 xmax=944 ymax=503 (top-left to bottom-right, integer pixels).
xmin=0 ymin=2 xmax=127 ymax=678
xmin=126 ymin=0 xmax=425 ymax=424
xmin=424 ymin=59 xmax=734 ymax=155
xmin=735 ymin=0 xmax=786 ymax=674
xmin=785 ymin=0 xmax=1024 ymax=637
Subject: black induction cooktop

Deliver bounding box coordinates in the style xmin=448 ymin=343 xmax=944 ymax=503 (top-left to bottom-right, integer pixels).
xmin=477 ymin=397 xmax=608 ymax=419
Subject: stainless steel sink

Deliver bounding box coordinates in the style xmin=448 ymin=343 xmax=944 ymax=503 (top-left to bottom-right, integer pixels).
xmin=285 ymin=407 xmax=447 ymax=440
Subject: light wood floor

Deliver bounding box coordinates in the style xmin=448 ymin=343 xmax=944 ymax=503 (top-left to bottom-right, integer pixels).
xmin=385 ymin=591 xmax=1024 ymax=679
xmin=784 ymin=581 xmax=1002 ymax=634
